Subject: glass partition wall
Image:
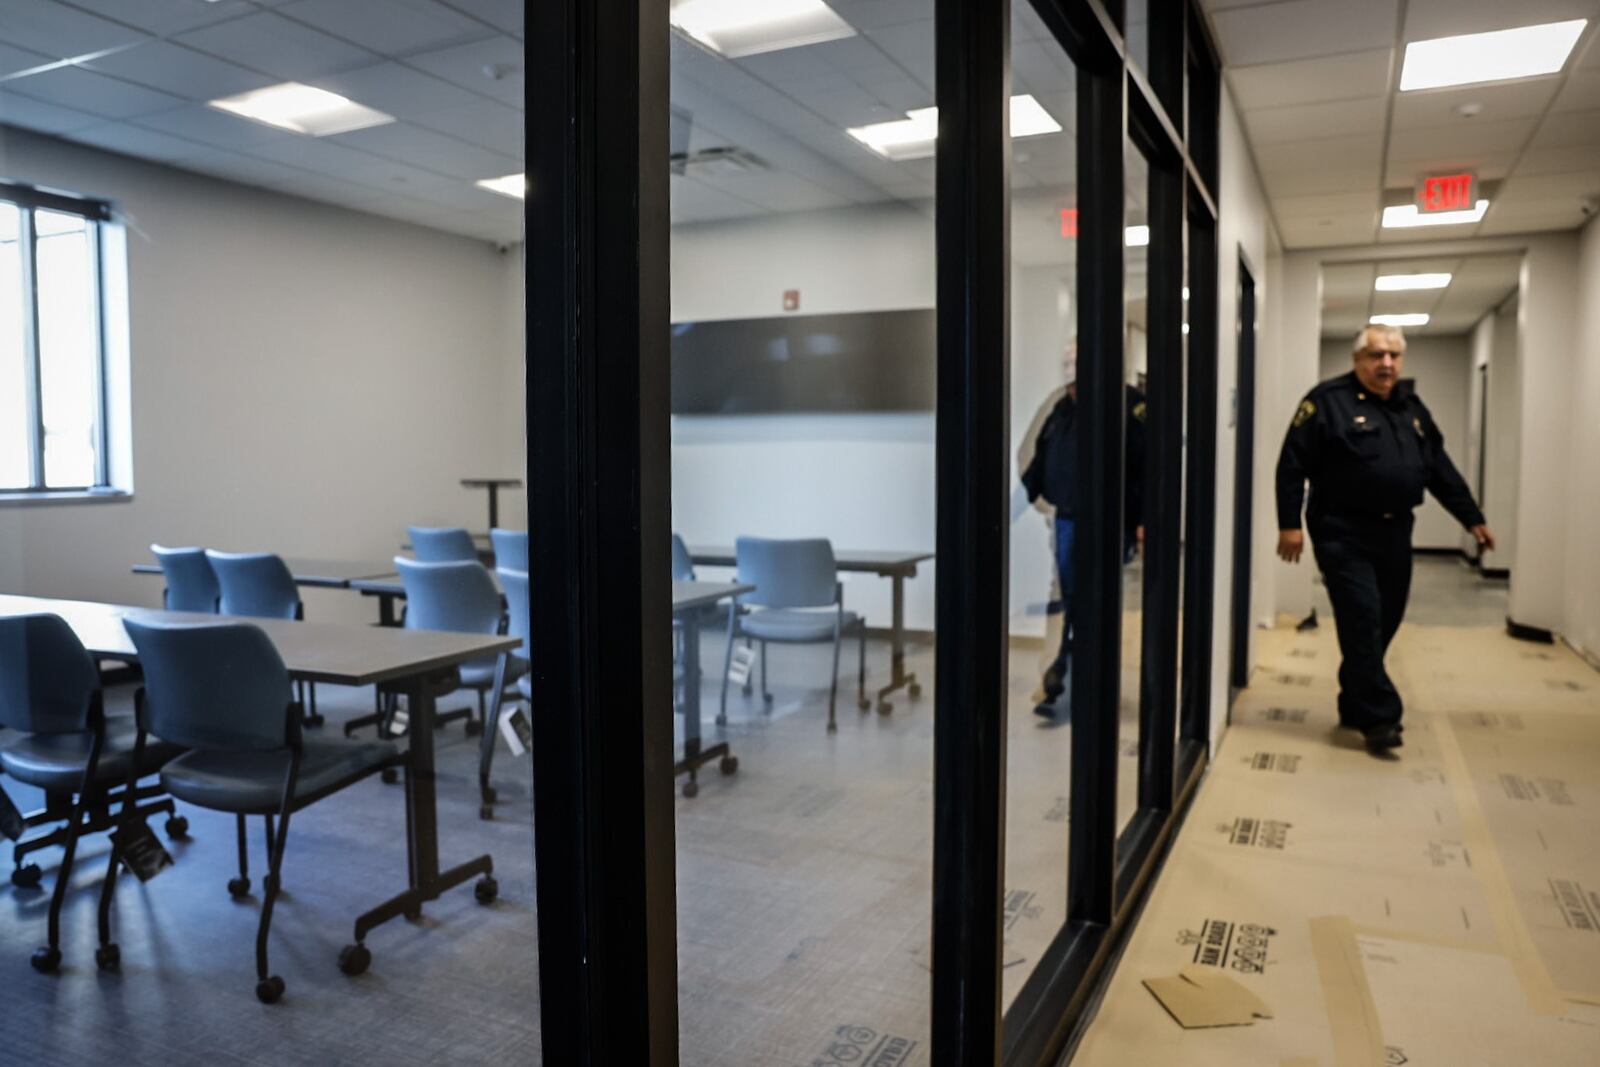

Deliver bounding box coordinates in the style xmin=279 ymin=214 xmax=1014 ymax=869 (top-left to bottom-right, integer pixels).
xmin=530 ymin=0 xmax=1222 ymax=1063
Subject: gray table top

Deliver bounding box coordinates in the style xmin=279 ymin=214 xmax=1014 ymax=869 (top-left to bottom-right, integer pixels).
xmin=687 ymin=545 xmax=934 ymax=575
xmin=460 ymin=478 xmax=522 ymax=488
xmin=672 ymin=580 xmax=754 ymax=612
xmin=0 ymin=594 xmax=519 ymax=687
xmin=132 ymin=557 xmax=396 ymax=589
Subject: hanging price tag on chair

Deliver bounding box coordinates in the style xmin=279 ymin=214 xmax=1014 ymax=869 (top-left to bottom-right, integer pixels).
xmin=727 ymin=645 xmax=755 ymax=686
xmin=0 ymin=784 xmax=23 ymax=842
xmin=110 ymin=818 xmax=175 ymax=882
xmin=499 ymin=707 xmax=532 ymax=756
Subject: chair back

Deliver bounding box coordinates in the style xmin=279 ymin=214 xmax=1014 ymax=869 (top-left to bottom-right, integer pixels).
xmin=498 ymin=567 xmax=531 ymax=661
xmin=395 ymin=558 xmax=501 ymax=635
xmin=670 ymin=534 xmax=696 ymax=581
xmin=408 ymin=526 xmax=478 ymax=563
xmin=489 ymin=528 xmax=529 ymax=571
xmin=734 ymin=537 xmax=838 ymax=609
xmin=151 ymin=544 xmax=220 ymax=613
xmin=124 ymin=618 xmax=293 ymax=751
xmin=207 ymin=551 xmax=301 ymax=619
xmin=0 ymin=614 xmax=99 ymax=734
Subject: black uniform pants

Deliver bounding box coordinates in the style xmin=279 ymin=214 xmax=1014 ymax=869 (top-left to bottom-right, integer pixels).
xmin=1309 ymin=512 xmax=1414 ymax=732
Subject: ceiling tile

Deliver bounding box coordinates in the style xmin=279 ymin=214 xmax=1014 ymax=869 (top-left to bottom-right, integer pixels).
xmin=65 ymin=121 xmax=211 ymax=163
xmin=435 ymin=0 xmax=523 ymax=37
xmin=1278 ymin=215 xmax=1382 ymax=249
xmin=403 ymin=35 xmax=522 ymax=106
xmin=330 ymin=121 xmax=520 ymax=180
xmin=1210 ymin=0 xmax=1399 ymax=67
xmin=1516 ymin=142 xmax=1600 ymax=175
xmin=5 ymin=66 xmax=184 ymax=120
xmin=1477 ymin=205 xmax=1588 ymax=234
xmin=1551 ymin=68 xmax=1600 ymax=112
xmin=175 ymin=148 xmax=317 ymax=188
xmin=79 ymin=40 xmax=277 ymax=101
xmin=276 ymin=0 xmax=494 ymax=56
xmin=0 ymin=41 xmax=53 ymax=79
xmin=1227 ymin=49 xmax=1395 ymax=111
xmin=1274 ymin=191 xmax=1381 ymax=219
xmin=0 ymin=92 xmax=105 ymax=135
xmin=410 ymin=98 xmax=522 ymax=156
xmin=0 ymin=2 xmax=150 ymax=59
xmin=1243 ymin=98 xmax=1388 ymax=145
xmin=1384 ymin=153 xmax=1516 ymax=186
xmin=1527 ymin=108 xmax=1600 ymax=147
xmin=1496 ymin=169 xmax=1600 ymax=203
xmin=1391 ymin=79 xmax=1560 ymax=131
xmin=1386 ymin=117 xmax=1536 ymax=161
xmin=176 ymin=11 xmax=375 ymax=81
xmin=309 ymin=62 xmax=488 ymax=124
xmin=1264 ymin=164 xmax=1381 ymax=198
xmin=1256 ymin=134 xmax=1384 ymax=175
xmin=64 ymin=0 xmax=257 ymax=36
xmin=1402 ymin=0 xmax=1597 ymax=42
xmin=132 ymin=103 xmax=299 ymax=151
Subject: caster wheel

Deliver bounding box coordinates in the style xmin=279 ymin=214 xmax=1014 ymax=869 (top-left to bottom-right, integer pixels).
xmin=909 ymin=683 xmax=923 ymax=699
xmin=479 ymin=805 xmax=493 ymax=821
xmin=228 ymin=876 xmax=251 ymax=899
xmin=12 ymin=864 xmax=42 ymax=889
xmin=255 ymin=975 xmax=286 ymax=1004
xmin=464 ymin=719 xmax=483 ymax=737
xmin=306 ymin=714 xmax=325 ymax=728
xmin=762 ymin=692 xmax=774 ymax=705
xmin=682 ymin=779 xmax=699 ymax=798
xmin=338 ymin=943 xmax=371 ymax=976
xmin=380 ymin=767 xmax=399 ymax=785
xmin=827 ymin=721 xmax=838 ymax=734
xmin=857 ymin=697 xmax=871 ymax=711
xmin=165 ymin=815 xmax=189 ymax=840
xmin=719 ymin=755 xmax=738 ymax=775
xmin=715 ymin=714 xmax=727 ymax=726
xmin=404 ymin=907 xmax=422 ymax=922
xmin=877 ymin=700 xmax=892 ymax=715
xmin=31 ymin=946 xmax=61 ymax=973
xmin=95 ymin=944 xmax=120 ymax=971
xmin=474 ymin=876 xmax=498 ymax=905
xmin=483 ymin=786 xmax=498 ymax=804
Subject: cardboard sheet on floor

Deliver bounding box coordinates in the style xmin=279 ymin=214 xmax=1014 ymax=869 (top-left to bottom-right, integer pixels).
xmin=1144 ymin=967 xmax=1274 ymax=1028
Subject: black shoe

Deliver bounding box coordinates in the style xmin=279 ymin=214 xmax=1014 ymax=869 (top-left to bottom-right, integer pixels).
xmin=1034 ymin=700 xmax=1057 ymax=720
xmin=1041 ymin=667 xmax=1063 ymax=702
xmin=1363 ymin=725 xmax=1403 ymax=755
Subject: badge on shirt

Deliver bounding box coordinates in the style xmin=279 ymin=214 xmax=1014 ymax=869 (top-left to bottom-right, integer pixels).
xmin=1293 ymin=399 xmax=1315 ymax=427
xmin=1132 ymin=401 xmax=1147 ymax=422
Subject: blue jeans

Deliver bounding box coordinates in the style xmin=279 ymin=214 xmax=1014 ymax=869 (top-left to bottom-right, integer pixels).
xmin=1045 ymin=516 xmax=1075 ymax=694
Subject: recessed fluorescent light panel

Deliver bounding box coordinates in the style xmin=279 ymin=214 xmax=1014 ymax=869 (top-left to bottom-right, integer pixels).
xmin=1400 ymin=20 xmax=1586 ymax=91
xmin=1124 ymin=225 xmax=1150 ymax=247
xmin=476 ymin=173 xmax=526 ymax=200
xmin=1381 ymin=200 xmax=1489 ymax=228
xmin=670 ymin=0 xmax=855 ymax=58
xmin=848 ymin=95 xmax=1062 ymax=161
xmin=1371 ymin=313 xmax=1430 ymax=327
xmin=209 ymin=82 xmax=393 ymax=136
xmin=1375 ymin=272 xmax=1451 ymax=291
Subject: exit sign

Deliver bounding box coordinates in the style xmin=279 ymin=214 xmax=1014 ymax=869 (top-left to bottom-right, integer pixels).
xmin=1416 ymin=172 xmax=1477 ymax=213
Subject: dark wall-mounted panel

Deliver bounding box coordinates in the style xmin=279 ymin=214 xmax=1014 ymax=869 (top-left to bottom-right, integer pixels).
xmin=670 ymin=309 xmax=935 ymax=414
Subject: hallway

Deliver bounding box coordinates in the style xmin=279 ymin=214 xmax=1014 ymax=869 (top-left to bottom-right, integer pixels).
xmin=1071 ymin=559 xmax=1600 ymax=1064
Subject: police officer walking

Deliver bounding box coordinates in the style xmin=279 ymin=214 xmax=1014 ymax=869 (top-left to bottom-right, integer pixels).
xmin=1275 ymin=324 xmax=1495 ymax=755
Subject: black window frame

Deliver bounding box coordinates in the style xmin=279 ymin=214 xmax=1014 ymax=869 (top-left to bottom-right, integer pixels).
xmin=528 ymin=0 xmax=1225 ymax=1062
xmin=0 ymin=179 xmax=115 ymax=495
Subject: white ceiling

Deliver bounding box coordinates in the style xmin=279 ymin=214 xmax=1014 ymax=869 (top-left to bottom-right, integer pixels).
xmin=0 ymin=0 xmax=525 ymax=242
xmin=1320 ymin=252 xmax=1521 ymax=336
xmin=1203 ymin=0 xmax=1600 ymax=249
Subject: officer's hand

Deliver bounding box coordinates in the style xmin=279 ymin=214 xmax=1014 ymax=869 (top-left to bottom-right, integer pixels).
xmin=1471 ymin=524 xmax=1496 ymax=551
xmin=1277 ymin=529 xmax=1304 ymax=564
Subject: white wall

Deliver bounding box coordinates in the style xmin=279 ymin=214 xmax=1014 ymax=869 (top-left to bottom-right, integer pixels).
xmin=670 ymin=202 xmax=937 ymax=630
xmin=1463 ymin=298 xmax=1520 ymax=567
xmin=1265 ymin=252 xmax=1322 ymax=620
xmin=1566 ymin=215 xmax=1600 ymax=664
xmin=0 ymin=127 xmax=525 ymax=622
xmin=1317 ymin=333 xmax=1473 ymax=550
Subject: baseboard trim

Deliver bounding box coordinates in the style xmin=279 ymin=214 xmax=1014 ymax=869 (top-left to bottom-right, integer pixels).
xmin=1413 ymin=546 xmax=1470 ymax=559
xmin=1480 ymin=566 xmax=1509 ymax=580
xmin=1506 ymin=616 xmax=1555 ymax=644
xmin=864 ymin=626 xmax=934 ymax=645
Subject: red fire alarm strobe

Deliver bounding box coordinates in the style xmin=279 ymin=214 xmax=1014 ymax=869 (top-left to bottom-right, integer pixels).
xmin=1060 ymin=208 xmax=1079 ymax=238
xmin=783 ymin=289 xmax=800 ymax=311
xmin=1415 ymin=172 xmax=1477 ymax=214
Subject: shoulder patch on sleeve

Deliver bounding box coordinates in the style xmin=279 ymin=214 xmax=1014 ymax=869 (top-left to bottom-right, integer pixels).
xmin=1132 ymin=401 xmax=1147 ymax=422
xmin=1293 ymin=398 xmax=1316 ymax=427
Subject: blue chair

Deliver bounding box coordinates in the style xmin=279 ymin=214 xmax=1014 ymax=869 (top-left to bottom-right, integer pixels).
xmin=396 ymin=558 xmax=528 ymax=818
xmin=206 ymin=551 xmax=322 ymax=728
xmin=120 ymin=618 xmax=403 ymax=1003
xmin=719 ymin=537 xmax=867 ymax=733
xmin=489 ymin=528 xmax=528 ymax=571
xmin=670 ymin=533 xmax=696 ymax=581
xmin=150 ymin=544 xmax=219 ymax=612
xmin=498 ymin=567 xmax=531 ymax=703
xmin=408 ymin=526 xmax=479 ymax=563
xmin=0 ymin=614 xmax=185 ymax=974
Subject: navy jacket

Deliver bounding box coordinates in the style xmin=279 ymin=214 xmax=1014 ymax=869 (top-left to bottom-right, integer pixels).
xmin=1022 ymin=384 xmax=1147 ymax=526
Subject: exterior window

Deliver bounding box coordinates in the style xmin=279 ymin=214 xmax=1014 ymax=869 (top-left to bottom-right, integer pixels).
xmin=0 ymin=184 xmax=113 ymax=493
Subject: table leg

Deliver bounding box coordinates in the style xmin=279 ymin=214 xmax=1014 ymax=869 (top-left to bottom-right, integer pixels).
xmin=672 ymin=607 xmax=734 ymax=797
xmin=478 ymin=652 xmax=508 ymax=817
xmin=353 ymin=668 xmax=495 ymax=943
xmin=875 ymin=569 xmax=923 ymax=713
xmin=487 ymin=484 xmax=500 ymax=530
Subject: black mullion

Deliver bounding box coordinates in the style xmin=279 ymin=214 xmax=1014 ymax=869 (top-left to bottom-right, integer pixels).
xmin=931 ymin=0 xmax=1010 ymax=1059
xmin=1146 ymin=0 xmax=1184 ymax=124
xmin=528 ymin=0 xmax=676 ymax=1062
xmin=91 ymin=221 xmax=110 ymax=488
xmin=1135 ymin=152 xmax=1182 ymax=815
xmin=1181 ymin=203 xmax=1219 ymax=742
xmin=0 ymin=181 xmax=110 ymax=222
xmin=1228 ymin=258 xmax=1257 ymax=694
xmin=1065 ymin=50 xmax=1125 ymax=930
xmin=20 ymin=208 xmax=44 ymax=489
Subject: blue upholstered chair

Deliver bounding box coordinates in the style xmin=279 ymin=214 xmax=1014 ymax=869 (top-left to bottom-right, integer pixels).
xmin=718 ymin=537 xmax=867 ymax=733
xmin=120 ymin=618 xmax=402 ymax=1003
xmin=396 ymin=558 xmax=528 ymax=818
xmin=498 ymin=567 xmax=531 ymax=703
xmin=489 ymin=528 xmax=528 ymax=571
xmin=408 ymin=526 xmax=479 ymax=563
xmin=150 ymin=544 xmax=219 ymax=612
xmin=206 ymin=551 xmax=322 ymax=728
xmin=0 ymin=614 xmax=184 ymax=974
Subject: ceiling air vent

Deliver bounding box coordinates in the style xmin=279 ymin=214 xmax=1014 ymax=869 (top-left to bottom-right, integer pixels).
xmin=670 ymin=145 xmax=770 ymax=177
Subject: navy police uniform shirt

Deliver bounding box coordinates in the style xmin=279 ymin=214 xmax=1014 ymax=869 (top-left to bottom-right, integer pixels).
xmin=1275 ymin=371 xmax=1485 ymax=531
xmin=1022 ymin=384 xmax=1147 ymax=525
